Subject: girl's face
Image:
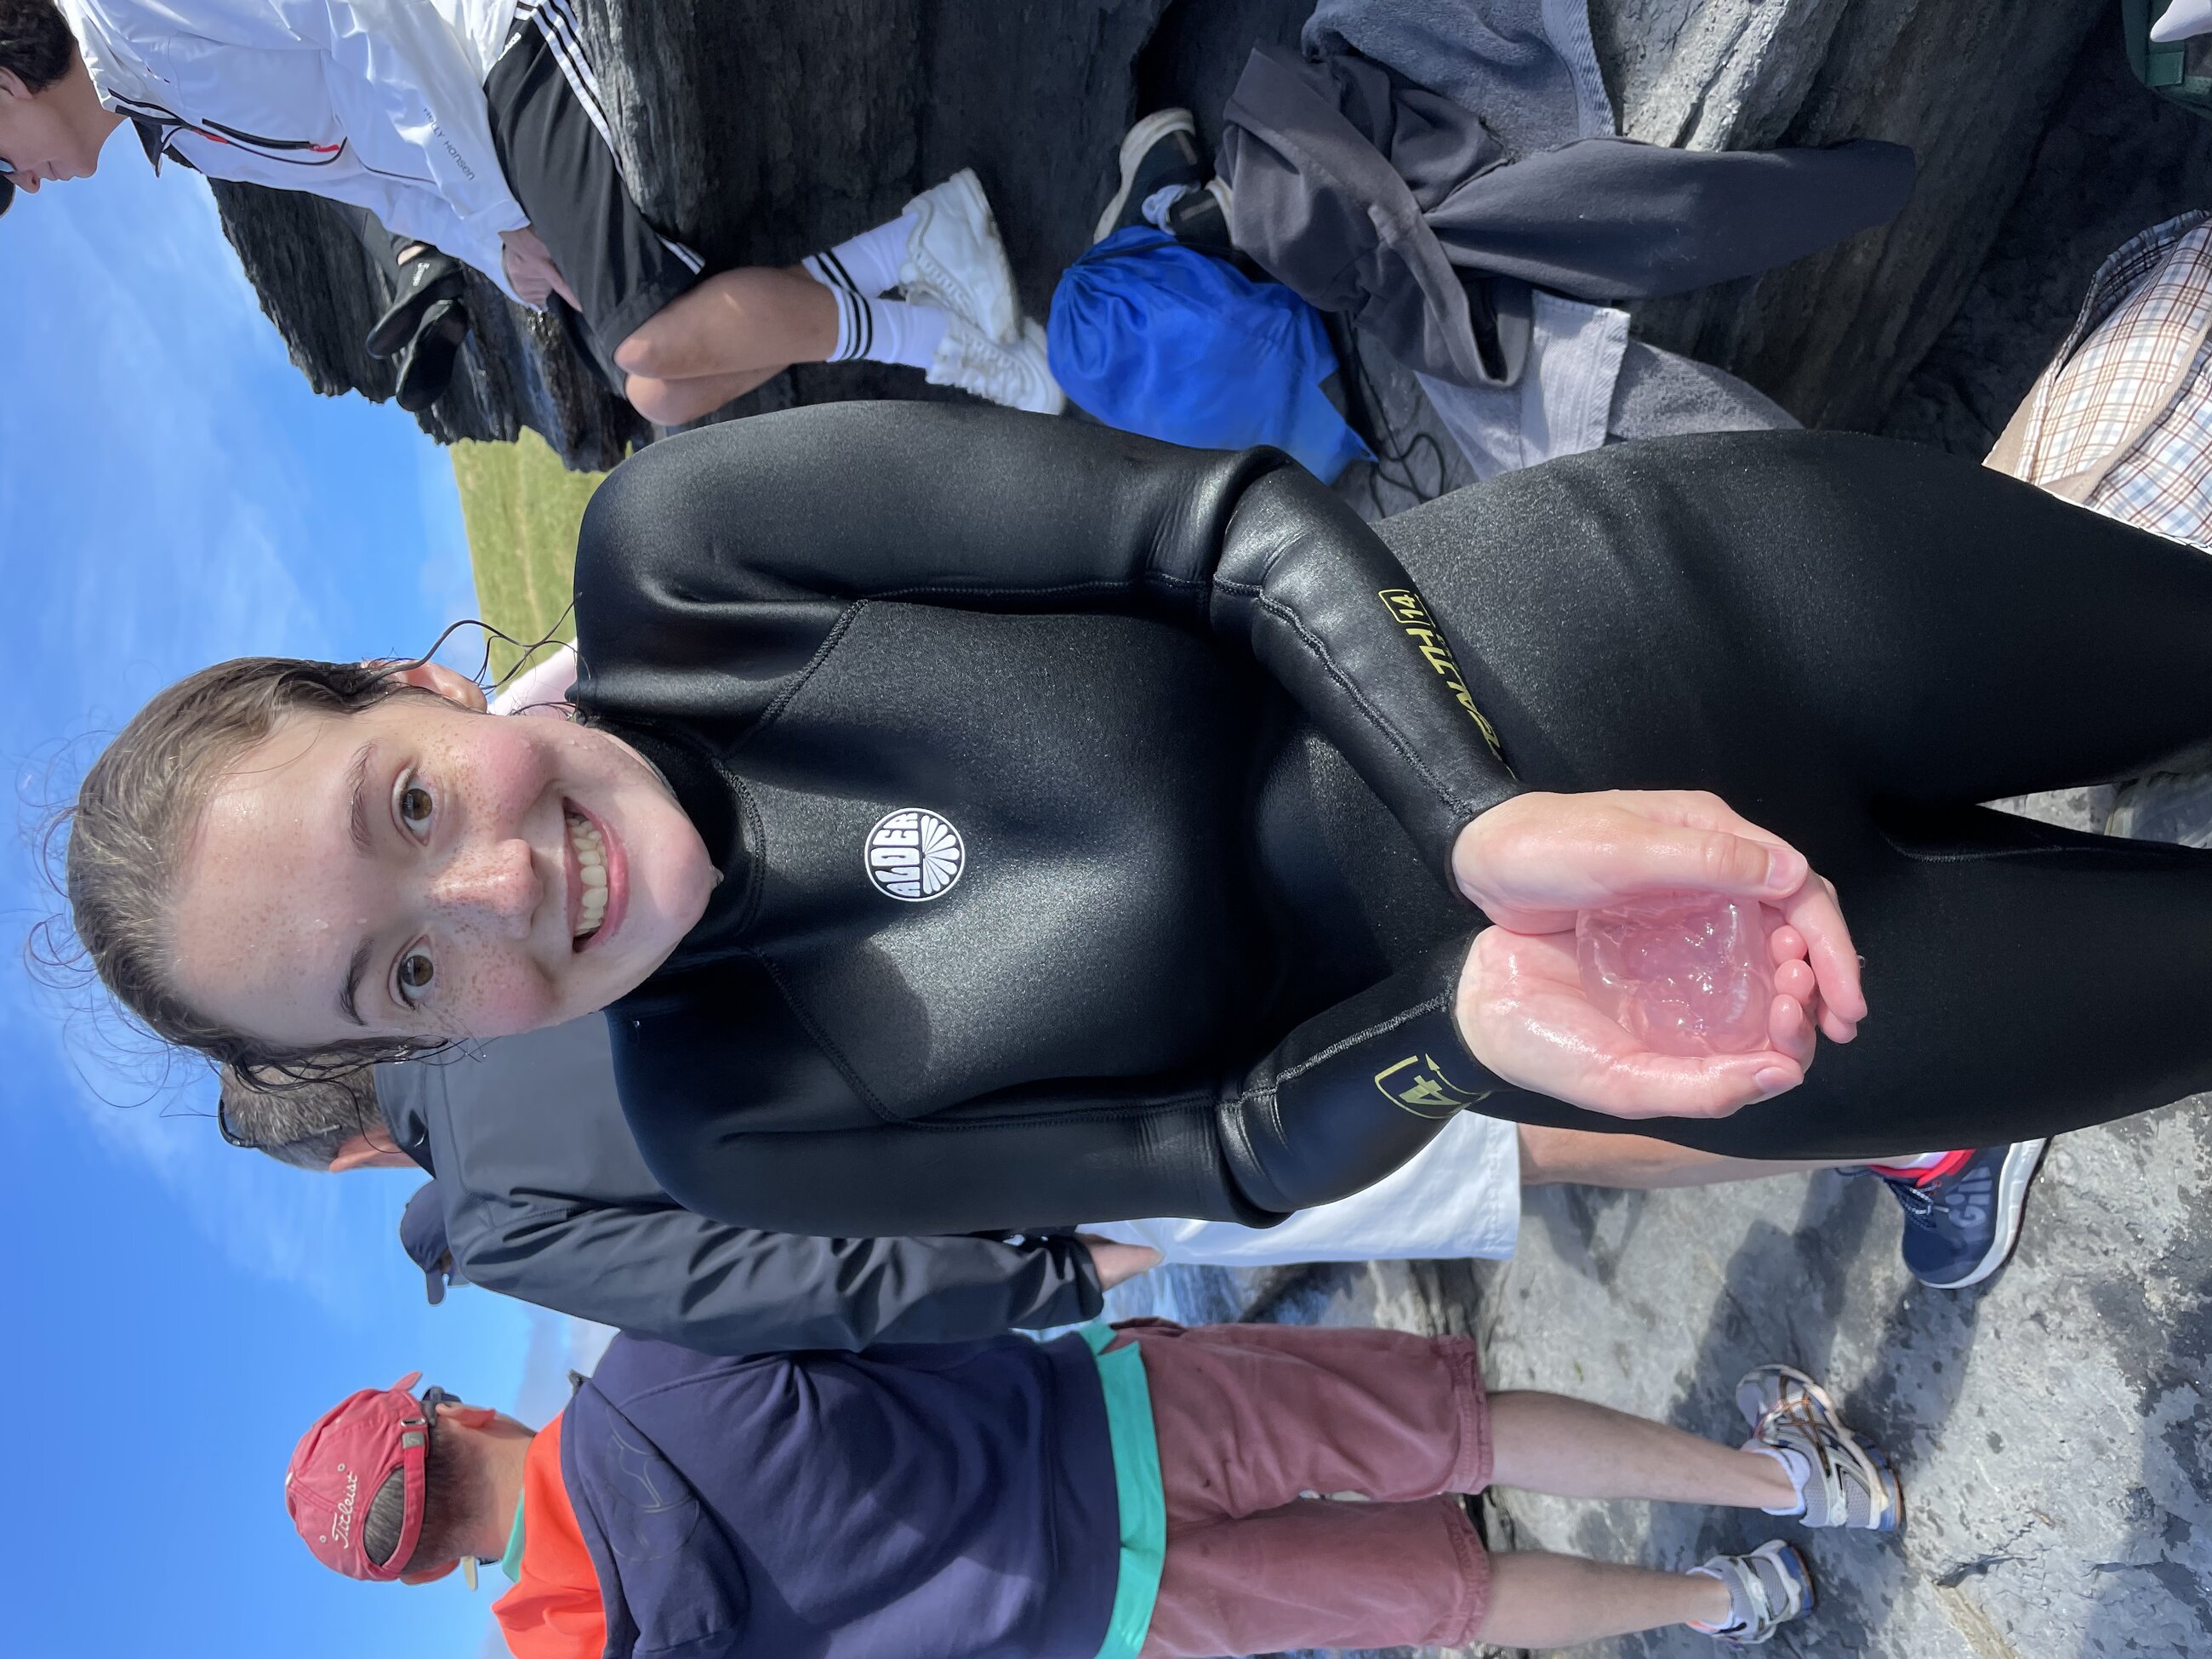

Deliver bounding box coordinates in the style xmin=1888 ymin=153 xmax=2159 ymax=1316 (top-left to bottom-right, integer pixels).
xmin=168 ymin=664 xmax=717 ymax=1052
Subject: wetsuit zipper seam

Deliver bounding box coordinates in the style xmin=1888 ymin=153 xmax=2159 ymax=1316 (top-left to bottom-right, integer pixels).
xmin=871 ymin=571 xmax=1486 ymax=830
xmin=896 ymin=1093 xmax=1217 ymax=1129
xmin=745 ymin=601 xmax=865 ymax=747
xmin=865 ymin=573 xmax=1209 ymax=604
xmin=750 ymin=948 xmax=896 ymax=1122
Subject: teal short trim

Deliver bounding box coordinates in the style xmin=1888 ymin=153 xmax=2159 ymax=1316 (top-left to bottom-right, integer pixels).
xmin=1081 ymin=1323 xmax=1166 ymax=1659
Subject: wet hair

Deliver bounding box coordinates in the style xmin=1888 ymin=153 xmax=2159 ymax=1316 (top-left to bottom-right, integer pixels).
xmin=362 ymin=1403 xmax=472 ymax=1575
xmin=216 ymin=1063 xmax=384 ymax=1170
xmin=60 ymin=656 xmax=448 ymax=1081
xmin=0 ymin=0 xmax=76 ymax=95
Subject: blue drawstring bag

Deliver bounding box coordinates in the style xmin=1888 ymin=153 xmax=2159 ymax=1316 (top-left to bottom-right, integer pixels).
xmin=1047 ymin=227 xmax=1374 ymax=483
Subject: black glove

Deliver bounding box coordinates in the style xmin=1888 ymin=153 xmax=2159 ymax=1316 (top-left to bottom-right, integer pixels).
xmin=367 ymin=250 xmax=466 ymax=359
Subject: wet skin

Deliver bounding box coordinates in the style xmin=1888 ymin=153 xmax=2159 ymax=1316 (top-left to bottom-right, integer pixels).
xmin=169 ymin=664 xmax=717 ymax=1052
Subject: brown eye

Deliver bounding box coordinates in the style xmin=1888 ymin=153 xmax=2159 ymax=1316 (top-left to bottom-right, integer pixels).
xmin=396 ymin=949 xmax=435 ymax=1005
xmin=399 ymin=783 xmax=434 ymax=835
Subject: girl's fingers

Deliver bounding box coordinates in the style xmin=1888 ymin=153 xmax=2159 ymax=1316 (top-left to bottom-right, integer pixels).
xmin=1767 ymin=923 xmax=1807 ymax=965
xmin=1781 ymin=874 xmax=1867 ymax=1024
xmin=1594 ymin=1052 xmax=1804 ymax=1119
xmin=1767 ymin=991 xmax=1816 ymax=1067
xmin=1598 ymin=822 xmax=1808 ymax=901
xmin=1773 ymin=957 xmax=1816 ymax=1005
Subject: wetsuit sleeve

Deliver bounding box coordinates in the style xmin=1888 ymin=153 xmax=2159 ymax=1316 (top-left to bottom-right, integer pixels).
xmin=452 ymin=1200 xmax=1103 ymax=1351
xmin=634 ymin=938 xmax=1505 ymax=1235
xmin=575 ymin=404 xmax=1518 ymax=879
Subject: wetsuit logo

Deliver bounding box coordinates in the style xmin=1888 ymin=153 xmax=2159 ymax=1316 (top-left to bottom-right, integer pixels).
xmin=1377 ymin=588 xmax=1502 ymax=755
xmin=865 ymin=808 xmax=966 ymax=902
xmin=1373 ymin=1052 xmax=1493 ymax=1118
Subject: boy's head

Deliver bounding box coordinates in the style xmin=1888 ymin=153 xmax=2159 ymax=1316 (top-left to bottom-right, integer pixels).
xmin=287 ymin=1374 xmax=534 ymax=1585
xmin=0 ymin=0 xmax=117 ymax=214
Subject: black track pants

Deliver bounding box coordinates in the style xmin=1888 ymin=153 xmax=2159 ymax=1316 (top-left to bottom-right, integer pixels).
xmin=1376 ymin=430 xmax=2212 ymax=1160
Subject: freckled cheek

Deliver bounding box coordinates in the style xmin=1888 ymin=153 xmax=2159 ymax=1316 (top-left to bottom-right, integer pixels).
xmin=442 ymin=946 xmax=561 ymax=1039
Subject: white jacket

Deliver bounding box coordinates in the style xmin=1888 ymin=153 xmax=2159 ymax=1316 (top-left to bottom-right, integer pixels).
xmin=60 ymin=0 xmax=529 ymax=297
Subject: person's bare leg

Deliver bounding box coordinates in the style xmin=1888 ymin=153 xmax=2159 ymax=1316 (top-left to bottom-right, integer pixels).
xmin=624 ymin=364 xmax=787 ymax=425
xmin=1479 ymin=1554 xmax=1730 ymax=1649
xmin=1516 ymin=1122 xmax=1892 ymax=1190
xmin=613 ymin=266 xmax=838 ymax=388
xmin=1487 ymin=1390 xmax=1798 ymax=1508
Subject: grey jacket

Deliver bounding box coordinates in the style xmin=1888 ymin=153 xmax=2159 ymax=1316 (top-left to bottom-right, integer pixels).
xmin=1222 ymin=6 xmax=1916 ymax=391
xmin=376 ymin=1017 xmax=1101 ymax=1352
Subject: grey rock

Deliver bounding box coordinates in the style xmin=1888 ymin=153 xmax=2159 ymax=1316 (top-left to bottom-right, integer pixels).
xmin=207 ymin=0 xmax=2184 ymax=469
xmin=1593 ymin=0 xmax=2113 ymax=431
xmin=1884 ymin=31 xmax=2212 ymax=458
xmin=210 ymin=0 xmax=1183 ymax=468
xmin=1478 ymin=1103 xmax=2212 ymax=1659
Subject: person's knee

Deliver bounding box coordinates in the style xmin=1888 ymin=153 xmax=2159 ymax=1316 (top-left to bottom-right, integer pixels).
xmin=624 ymin=373 xmax=690 ymax=425
xmin=613 ymin=317 xmax=679 ymax=380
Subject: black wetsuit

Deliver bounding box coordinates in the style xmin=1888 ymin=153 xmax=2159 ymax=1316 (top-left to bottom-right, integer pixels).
xmin=573 ymin=405 xmax=2212 ymax=1237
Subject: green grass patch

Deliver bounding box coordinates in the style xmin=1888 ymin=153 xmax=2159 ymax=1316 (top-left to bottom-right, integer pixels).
xmin=452 ymin=428 xmax=607 ymax=681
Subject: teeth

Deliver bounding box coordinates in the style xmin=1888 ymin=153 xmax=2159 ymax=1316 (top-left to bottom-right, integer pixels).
xmin=567 ymin=810 xmax=608 ymax=938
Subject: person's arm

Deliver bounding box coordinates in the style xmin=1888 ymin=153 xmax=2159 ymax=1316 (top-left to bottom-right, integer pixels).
xmin=575 ymin=404 xmax=1518 ymax=883
xmin=452 ymin=1200 xmax=1108 ymax=1352
xmin=630 ymin=938 xmax=1501 ymax=1235
xmin=276 ymin=0 xmax=529 ymax=276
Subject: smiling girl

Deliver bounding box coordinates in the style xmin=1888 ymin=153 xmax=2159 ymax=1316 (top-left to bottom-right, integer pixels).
xmin=60 ymin=406 xmax=2212 ymax=1236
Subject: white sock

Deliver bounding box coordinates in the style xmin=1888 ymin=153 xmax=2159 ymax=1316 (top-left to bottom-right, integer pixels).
xmin=802 ymin=213 xmax=917 ymax=302
xmin=810 ymin=293 xmax=947 ymax=369
xmin=1684 ymin=1565 xmax=1742 ymax=1633
xmin=1746 ymin=1442 xmax=1811 ymax=1516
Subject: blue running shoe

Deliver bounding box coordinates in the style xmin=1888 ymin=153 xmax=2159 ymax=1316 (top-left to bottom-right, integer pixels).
xmin=1876 ymin=1140 xmax=2048 ymax=1289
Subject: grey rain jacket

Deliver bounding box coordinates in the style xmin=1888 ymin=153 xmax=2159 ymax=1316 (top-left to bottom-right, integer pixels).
xmin=1222 ymin=3 xmax=1916 ymax=391
xmin=375 ymin=1015 xmax=1102 ymax=1351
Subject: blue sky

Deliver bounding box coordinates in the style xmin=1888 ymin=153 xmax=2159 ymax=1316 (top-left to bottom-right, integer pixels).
xmin=0 ymin=140 xmax=591 ymax=1655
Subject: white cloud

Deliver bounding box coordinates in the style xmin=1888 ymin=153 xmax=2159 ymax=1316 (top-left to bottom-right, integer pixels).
xmin=0 ymin=150 xmax=481 ymax=1319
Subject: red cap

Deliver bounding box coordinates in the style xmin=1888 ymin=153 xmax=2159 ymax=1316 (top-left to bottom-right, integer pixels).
xmin=285 ymin=1372 xmax=432 ymax=1582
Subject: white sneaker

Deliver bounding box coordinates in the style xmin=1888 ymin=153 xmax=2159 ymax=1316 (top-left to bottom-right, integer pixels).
xmin=927 ymin=315 xmax=1064 ymax=415
xmin=902 ymin=168 xmax=1020 ymax=344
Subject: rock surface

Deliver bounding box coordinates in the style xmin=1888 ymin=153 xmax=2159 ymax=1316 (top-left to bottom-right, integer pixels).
xmin=211 ymin=0 xmax=1178 ymax=470
xmin=1477 ymin=1100 xmax=2212 ymax=1659
xmin=1884 ymin=22 xmax=2212 ymax=456
xmin=1595 ymin=0 xmax=2112 ymax=431
xmin=209 ymin=0 xmax=2175 ymax=467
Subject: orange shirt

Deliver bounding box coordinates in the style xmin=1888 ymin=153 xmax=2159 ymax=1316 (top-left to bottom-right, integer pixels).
xmin=492 ymin=1414 xmax=609 ymax=1659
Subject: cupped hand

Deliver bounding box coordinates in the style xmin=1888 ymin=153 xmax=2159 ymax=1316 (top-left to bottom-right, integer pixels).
xmin=1455 ymin=916 xmax=1817 ymax=1120
xmin=1451 ymin=790 xmax=1864 ymax=1041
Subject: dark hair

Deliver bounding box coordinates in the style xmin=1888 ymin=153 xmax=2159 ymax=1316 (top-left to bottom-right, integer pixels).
xmin=0 ymin=0 xmax=76 ymax=94
xmin=362 ymin=1403 xmax=472 ymax=1575
xmin=217 ymin=1064 xmax=384 ymax=1170
xmin=60 ymin=657 xmax=449 ymax=1082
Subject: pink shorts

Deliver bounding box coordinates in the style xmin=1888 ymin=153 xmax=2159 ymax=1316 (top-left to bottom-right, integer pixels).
xmin=1108 ymin=1320 xmax=1493 ymax=1659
